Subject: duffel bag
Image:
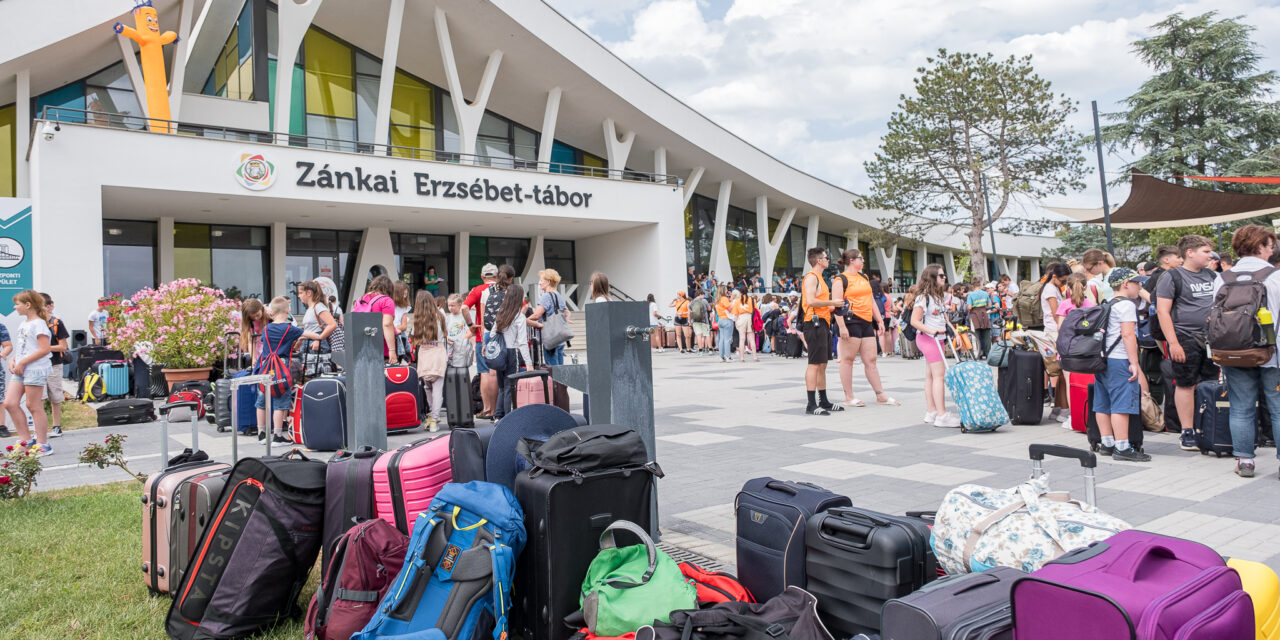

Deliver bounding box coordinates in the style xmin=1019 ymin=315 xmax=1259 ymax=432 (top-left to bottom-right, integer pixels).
xmin=931 ymin=474 xmax=1129 ymax=575
xmin=635 ymin=586 xmax=834 ymax=640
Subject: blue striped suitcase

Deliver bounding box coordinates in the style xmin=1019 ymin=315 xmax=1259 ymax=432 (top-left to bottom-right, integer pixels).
xmin=97 ymin=360 xmax=132 ymax=398
xmin=938 ymin=337 xmax=1007 ymax=432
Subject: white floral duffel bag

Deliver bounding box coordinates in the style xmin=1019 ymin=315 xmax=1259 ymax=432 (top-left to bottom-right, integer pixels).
xmin=931 ymin=474 xmax=1130 ymax=575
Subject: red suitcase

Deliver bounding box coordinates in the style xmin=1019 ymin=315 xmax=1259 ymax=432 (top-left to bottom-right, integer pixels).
xmin=1068 ymin=372 xmax=1093 ymax=433
xmin=384 ymin=365 xmax=422 ymax=432
xmin=372 ymin=435 xmax=452 ymax=535
xmin=288 ymin=384 xmax=304 ymax=444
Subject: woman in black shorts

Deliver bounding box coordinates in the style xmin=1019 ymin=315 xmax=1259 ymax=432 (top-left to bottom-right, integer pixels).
xmin=831 ymin=249 xmax=899 ymax=407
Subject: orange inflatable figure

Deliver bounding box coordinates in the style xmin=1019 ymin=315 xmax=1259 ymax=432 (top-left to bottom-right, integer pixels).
xmin=113 ymin=1 xmax=178 ymax=133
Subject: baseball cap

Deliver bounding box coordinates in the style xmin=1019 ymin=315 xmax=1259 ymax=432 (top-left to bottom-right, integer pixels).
xmin=1211 ymin=251 xmax=1221 ymax=260
xmin=984 ymin=282 xmax=996 ymax=290
xmin=1107 ymin=267 xmax=1139 ymax=289
xmin=480 ymin=263 xmax=498 ymax=277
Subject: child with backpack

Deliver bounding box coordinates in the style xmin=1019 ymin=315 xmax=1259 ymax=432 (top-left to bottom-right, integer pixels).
xmin=256 ymin=296 xmax=322 ymax=443
xmin=1093 ymin=268 xmax=1150 ymax=462
xmin=1210 ymin=225 xmax=1280 ymax=478
xmin=1155 ymin=235 xmax=1223 ymax=452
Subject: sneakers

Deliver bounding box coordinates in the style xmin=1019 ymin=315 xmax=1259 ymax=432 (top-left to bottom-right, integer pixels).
xmin=1179 ymin=430 xmax=1199 ymax=452
xmin=272 ymin=434 xmax=290 ymax=444
xmin=1053 ymin=409 xmax=1069 ymax=423
xmin=1060 ymin=418 xmax=1074 ymax=431
xmin=34 ymin=444 xmax=52 ymax=457
xmin=0 ymin=425 xmax=8 ymax=438
xmin=49 ymin=426 xmax=62 ymax=438
xmin=1236 ymin=460 xmax=1256 ymax=478
xmin=923 ymin=411 xmax=937 ymax=424
xmin=425 ymin=415 xmax=439 ymax=433
xmin=1113 ymin=447 xmax=1152 ymax=462
xmin=1098 ymin=445 xmax=1116 ymax=456
xmin=933 ymin=412 xmax=962 ymax=428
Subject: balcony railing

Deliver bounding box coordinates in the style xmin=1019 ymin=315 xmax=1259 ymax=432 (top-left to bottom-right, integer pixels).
xmin=38 ymin=106 xmax=682 ymax=186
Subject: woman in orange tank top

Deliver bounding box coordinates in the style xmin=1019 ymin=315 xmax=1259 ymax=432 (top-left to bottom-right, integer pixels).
xmin=830 ymin=249 xmax=899 ymax=407
xmin=732 ymin=287 xmax=759 ymax=362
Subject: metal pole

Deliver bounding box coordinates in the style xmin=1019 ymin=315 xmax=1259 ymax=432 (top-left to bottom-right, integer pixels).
xmin=981 ymin=174 xmax=1000 ymax=279
xmin=1092 ymin=100 xmax=1116 ymax=254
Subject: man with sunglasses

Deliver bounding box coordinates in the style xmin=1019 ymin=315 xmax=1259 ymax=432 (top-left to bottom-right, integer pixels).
xmin=801 ymin=248 xmax=846 ymax=415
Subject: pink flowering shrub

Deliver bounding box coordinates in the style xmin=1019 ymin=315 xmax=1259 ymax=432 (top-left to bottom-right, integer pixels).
xmin=1 ymin=443 xmax=43 ymax=499
xmin=108 ymin=279 xmax=239 ymax=369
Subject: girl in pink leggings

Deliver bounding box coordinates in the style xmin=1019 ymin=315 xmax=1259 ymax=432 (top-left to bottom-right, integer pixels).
xmin=910 ymin=264 xmax=961 ymax=428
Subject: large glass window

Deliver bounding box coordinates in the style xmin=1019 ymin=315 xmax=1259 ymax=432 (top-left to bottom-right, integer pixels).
xmin=304 ymin=29 xmax=355 ymax=150
xmin=103 ymin=220 xmax=157 ymax=299
xmin=896 ymin=249 xmax=917 ymax=287
xmin=34 ymin=82 xmax=85 ymax=122
xmin=544 ymin=240 xmax=576 ymax=285
xmin=173 ymin=223 xmax=269 ymax=299
xmin=0 ymin=104 xmax=13 ymax=198
xmin=390 ymin=71 xmax=435 ymax=158
xmin=468 ymin=236 xmax=529 ymax=287
xmin=286 ymin=229 xmax=361 ymax=314
xmin=85 ymin=63 xmax=146 ymax=129
xmin=207 ymin=2 xmax=254 ymax=101
xmin=393 ymin=233 xmax=453 ymax=299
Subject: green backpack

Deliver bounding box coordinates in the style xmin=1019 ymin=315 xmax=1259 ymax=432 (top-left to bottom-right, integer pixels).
xmin=581 ymin=521 xmax=697 ymax=636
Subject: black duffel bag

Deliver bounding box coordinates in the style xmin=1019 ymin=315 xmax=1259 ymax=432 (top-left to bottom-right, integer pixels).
xmin=635 ymin=586 xmax=834 ymax=640
xmin=516 ymin=423 xmax=658 ymax=476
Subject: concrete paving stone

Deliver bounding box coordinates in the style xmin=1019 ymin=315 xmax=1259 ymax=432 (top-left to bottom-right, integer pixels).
xmin=656 ymin=431 xmax=741 ymax=446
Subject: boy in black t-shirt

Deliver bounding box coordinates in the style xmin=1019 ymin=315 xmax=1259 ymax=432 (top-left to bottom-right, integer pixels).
xmin=40 ymin=294 xmax=70 ymax=438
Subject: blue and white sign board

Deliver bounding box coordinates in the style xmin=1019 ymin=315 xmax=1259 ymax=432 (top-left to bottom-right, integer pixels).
xmin=0 ymin=199 xmax=33 ymax=316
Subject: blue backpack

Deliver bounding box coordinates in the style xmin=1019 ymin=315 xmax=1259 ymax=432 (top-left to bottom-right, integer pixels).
xmin=353 ymin=481 xmax=526 ymax=640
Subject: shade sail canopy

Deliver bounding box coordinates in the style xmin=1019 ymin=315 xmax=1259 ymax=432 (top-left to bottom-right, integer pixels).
xmin=1049 ymin=170 xmax=1280 ymax=229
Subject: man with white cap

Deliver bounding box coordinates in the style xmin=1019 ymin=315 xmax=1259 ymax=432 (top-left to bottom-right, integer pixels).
xmin=463 ymin=263 xmax=501 ymax=418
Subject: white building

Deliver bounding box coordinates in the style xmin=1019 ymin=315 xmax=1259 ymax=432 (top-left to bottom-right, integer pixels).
xmin=0 ymin=0 xmax=1057 ymax=325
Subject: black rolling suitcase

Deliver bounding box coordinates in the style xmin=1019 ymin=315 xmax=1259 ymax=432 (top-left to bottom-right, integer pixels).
xmin=78 ymin=346 xmax=125 ymax=380
xmin=322 ymin=446 xmax=379 ymax=575
xmin=445 ymin=365 xmax=474 ymax=428
xmin=735 ymin=478 xmax=850 ymax=602
xmin=1002 ymin=348 xmax=1044 ymax=424
xmin=1084 ymin=383 xmax=1144 ymax=452
xmin=448 ymin=424 xmax=495 ymax=483
xmin=96 ymin=398 xmax=157 ymax=426
xmin=805 ymin=506 xmax=938 ymax=638
xmin=298 ymin=376 xmax=346 ymax=451
xmin=881 ymin=566 xmax=1023 ymax=640
xmin=1193 ymin=379 xmax=1233 ymax=456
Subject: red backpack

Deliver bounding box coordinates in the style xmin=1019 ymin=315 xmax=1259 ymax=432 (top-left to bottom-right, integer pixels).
xmin=256 ymin=328 xmax=292 ymax=398
xmin=679 ymin=562 xmax=754 ymax=604
xmin=304 ymin=518 xmax=409 ymax=640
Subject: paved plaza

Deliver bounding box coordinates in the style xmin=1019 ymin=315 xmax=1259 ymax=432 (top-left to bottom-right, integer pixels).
xmin=33 ymin=351 xmax=1280 ymax=572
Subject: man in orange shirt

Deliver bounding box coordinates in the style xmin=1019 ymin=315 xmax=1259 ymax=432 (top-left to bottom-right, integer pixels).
xmin=801 ymin=248 xmax=845 ymax=415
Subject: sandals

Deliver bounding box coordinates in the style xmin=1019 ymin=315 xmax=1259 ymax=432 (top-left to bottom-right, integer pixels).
xmin=876 ymin=397 xmax=902 ymax=406
xmin=824 ymin=404 xmax=846 ymax=412
xmin=844 ymin=399 xmax=867 ymax=408
xmin=806 ymin=406 xmax=831 ymax=416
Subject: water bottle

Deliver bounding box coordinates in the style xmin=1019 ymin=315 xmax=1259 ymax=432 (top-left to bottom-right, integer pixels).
xmin=1259 ymin=307 xmax=1276 ymax=346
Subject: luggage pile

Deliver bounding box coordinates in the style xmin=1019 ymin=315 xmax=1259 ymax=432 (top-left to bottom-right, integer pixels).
xmin=724 ymin=444 xmax=1277 ymax=640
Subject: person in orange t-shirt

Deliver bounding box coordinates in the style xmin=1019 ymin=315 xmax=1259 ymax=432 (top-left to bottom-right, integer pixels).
xmin=800 ymin=248 xmax=844 ymax=415
xmin=732 ymin=287 xmax=759 ymax=362
xmin=830 ymin=249 xmax=900 ymax=408
xmin=669 ymin=291 xmax=692 ymax=353
xmin=714 ymin=286 xmax=735 ymax=361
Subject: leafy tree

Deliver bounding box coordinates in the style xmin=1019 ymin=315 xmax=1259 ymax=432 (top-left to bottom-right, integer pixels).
xmin=1101 ymin=12 xmax=1280 ymax=186
xmin=859 ymin=50 xmax=1087 ymax=281
xmin=1041 ymin=224 xmax=1149 ymax=264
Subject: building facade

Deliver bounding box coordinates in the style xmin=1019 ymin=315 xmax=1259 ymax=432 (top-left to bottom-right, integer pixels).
xmin=0 ymin=0 xmax=1057 ymax=325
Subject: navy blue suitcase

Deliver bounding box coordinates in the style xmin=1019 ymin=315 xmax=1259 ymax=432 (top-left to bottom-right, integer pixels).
xmin=735 ymin=477 xmax=851 ymax=602
xmin=298 ymin=377 xmax=346 ymax=451
xmin=1193 ymin=380 xmax=1233 ymax=457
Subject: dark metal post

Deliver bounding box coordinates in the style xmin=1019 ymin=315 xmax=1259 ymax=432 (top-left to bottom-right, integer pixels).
xmin=981 ymin=174 xmax=1000 ymax=279
xmin=1092 ymin=100 xmax=1116 ymax=254
xmin=346 ymin=312 xmax=387 ymax=451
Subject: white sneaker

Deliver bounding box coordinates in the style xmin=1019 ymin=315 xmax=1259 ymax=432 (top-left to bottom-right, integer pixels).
xmin=1061 ymin=417 xmax=1074 ymax=430
xmin=934 ymin=412 xmax=962 ymax=428
xmin=1054 ymin=409 xmax=1069 ymax=423
xmin=923 ymin=411 xmax=937 ymax=424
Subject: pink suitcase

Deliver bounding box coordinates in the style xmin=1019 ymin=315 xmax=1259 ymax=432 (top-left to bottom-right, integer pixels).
xmin=1012 ymin=529 xmax=1254 ymax=639
xmin=385 ymin=365 xmax=422 ymax=432
xmin=373 ymin=434 xmax=452 ymax=535
xmin=512 ymin=369 xmax=553 ymax=408
xmin=142 ymin=460 xmax=230 ymax=594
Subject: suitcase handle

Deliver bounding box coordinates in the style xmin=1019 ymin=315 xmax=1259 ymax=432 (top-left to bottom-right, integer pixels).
xmin=825 ymin=507 xmax=894 ymax=529
xmin=905 ymin=510 xmax=936 ymax=523
xmin=159 ymin=400 xmax=199 ymax=415
xmin=763 ymin=480 xmax=824 ymax=496
xmin=508 ymin=369 xmax=550 ymax=381
xmin=1029 ymin=444 xmax=1097 ymax=468
xmin=817 ymin=514 xmax=875 ymax=550
xmin=1107 ymin=542 xmax=1179 ymax=582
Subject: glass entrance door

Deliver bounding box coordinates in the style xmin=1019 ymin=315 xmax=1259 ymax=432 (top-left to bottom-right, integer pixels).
xmin=393 ymin=233 xmax=453 ymax=300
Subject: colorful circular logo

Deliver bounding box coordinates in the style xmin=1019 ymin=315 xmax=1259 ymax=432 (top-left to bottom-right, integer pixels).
xmin=0 ymin=237 xmax=23 ymax=268
xmin=235 ymin=153 xmax=275 ymax=190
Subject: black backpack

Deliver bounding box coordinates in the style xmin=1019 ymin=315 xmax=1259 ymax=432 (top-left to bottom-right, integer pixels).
xmin=1056 ymin=299 xmax=1121 ymax=374
xmin=1207 ymin=267 xmax=1277 ymax=367
xmin=516 ymin=423 xmax=657 ymax=476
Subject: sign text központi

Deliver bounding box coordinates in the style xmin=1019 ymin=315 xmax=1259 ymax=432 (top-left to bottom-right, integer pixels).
xmin=294 ymin=161 xmax=594 ymax=208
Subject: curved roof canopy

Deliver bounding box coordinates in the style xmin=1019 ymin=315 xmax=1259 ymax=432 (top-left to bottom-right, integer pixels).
xmin=1049 ymin=170 xmax=1280 ymax=229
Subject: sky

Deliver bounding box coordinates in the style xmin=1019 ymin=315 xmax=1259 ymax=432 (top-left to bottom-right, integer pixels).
xmin=544 ymin=0 xmax=1280 ymax=221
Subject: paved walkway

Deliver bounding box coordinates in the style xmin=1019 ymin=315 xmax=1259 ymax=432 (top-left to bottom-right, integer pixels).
xmin=31 ymin=351 xmax=1280 ymax=571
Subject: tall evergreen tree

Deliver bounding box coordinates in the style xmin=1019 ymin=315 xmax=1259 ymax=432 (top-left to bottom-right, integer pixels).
xmin=1102 ymin=12 xmax=1280 ymax=185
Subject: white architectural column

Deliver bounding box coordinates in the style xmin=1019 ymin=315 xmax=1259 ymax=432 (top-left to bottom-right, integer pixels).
xmin=708 ymin=180 xmax=733 ymax=281
xmin=158 ymin=217 xmax=175 ymax=283
xmin=520 ymin=235 xmax=545 ymax=292
xmin=455 ymin=231 xmax=470 ymax=293
xmin=1030 ymin=260 xmax=1040 ymax=282
xmin=435 ymin=7 xmax=503 ymax=162
xmin=805 ymin=214 xmax=819 ymax=250
xmin=116 ymin=37 xmax=149 ymax=119
xmin=916 ymin=242 xmax=929 ymax=281
xmin=846 ymin=229 xmax=859 ymax=253
xmin=272 ymin=0 xmax=324 ymax=139
xmin=653 ymin=147 xmax=667 ymax=179
xmin=759 ymin=204 xmax=796 ymax=290
xmin=372 ymin=0 xmax=406 ymax=151
xmin=270 ymin=222 xmax=287 ymax=298
xmin=602 ymin=118 xmax=635 ymax=178
xmin=536 ymin=87 xmax=562 ymax=168
xmin=681 ymin=167 xmax=704 ymax=208
xmin=875 ymin=245 xmax=898 ymax=282
xmin=15 ymin=70 xmax=30 ymax=197
xmin=943 ymin=249 xmax=957 ymax=282
xmin=167 ymin=0 xmax=197 ymax=120
xmin=348 ymin=227 xmax=397 ymax=310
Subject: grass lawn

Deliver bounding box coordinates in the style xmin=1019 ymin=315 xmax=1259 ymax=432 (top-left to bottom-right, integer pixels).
xmin=52 ymin=400 xmax=97 ymax=431
xmin=0 ymin=482 xmax=320 ymax=639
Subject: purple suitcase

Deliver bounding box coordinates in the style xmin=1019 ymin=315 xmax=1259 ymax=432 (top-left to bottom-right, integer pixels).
xmin=1011 ymin=529 xmax=1253 ymax=640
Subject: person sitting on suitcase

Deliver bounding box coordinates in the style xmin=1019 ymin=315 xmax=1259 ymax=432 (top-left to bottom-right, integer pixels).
xmin=256 ymin=297 xmax=322 ymax=443
xmin=1096 ymin=268 xmax=1151 ymax=462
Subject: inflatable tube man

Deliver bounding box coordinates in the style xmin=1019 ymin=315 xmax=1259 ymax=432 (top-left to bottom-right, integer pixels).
xmin=114 ymin=1 xmax=178 ymax=133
